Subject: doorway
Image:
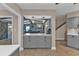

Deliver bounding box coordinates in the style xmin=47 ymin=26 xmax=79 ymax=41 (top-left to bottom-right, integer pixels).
xmin=0 ymin=16 xmax=13 ymax=45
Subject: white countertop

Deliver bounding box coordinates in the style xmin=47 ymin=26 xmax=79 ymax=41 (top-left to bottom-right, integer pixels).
xmin=24 ymin=33 xmax=52 ymax=36
xmin=0 ymin=45 xmax=19 ymax=56
xmin=67 ymin=29 xmax=79 ymax=36
xmin=67 ymin=33 xmax=79 ymax=36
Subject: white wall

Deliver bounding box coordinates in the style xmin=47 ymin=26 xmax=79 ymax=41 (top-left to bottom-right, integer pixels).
xmin=56 ymin=15 xmax=66 ymax=40
xmin=56 ymin=24 xmax=66 ymax=40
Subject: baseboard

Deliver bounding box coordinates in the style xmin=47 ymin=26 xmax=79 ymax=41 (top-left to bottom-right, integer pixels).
xmin=56 ymin=38 xmax=65 ymax=40
xmin=20 ymin=47 xmax=56 ymax=50
xmin=19 ymin=47 xmax=24 ymax=51
xmin=51 ymin=47 xmax=56 ymax=50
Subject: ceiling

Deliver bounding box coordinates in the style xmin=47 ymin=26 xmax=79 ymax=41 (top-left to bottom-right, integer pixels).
xmin=0 ymin=4 xmax=6 ymax=10
xmin=0 ymin=3 xmax=79 ymax=16
xmin=17 ymin=3 xmax=79 ymax=16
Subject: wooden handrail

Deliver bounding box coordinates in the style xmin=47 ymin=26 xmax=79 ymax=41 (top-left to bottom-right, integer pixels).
xmin=56 ymin=22 xmax=66 ymax=30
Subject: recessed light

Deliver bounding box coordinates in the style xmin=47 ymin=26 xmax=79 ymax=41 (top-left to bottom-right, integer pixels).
xmin=73 ymin=3 xmax=77 ymax=5
xmin=55 ymin=3 xmax=60 ymax=5
xmin=32 ymin=16 xmax=34 ymax=18
xmin=43 ymin=17 xmax=45 ymax=18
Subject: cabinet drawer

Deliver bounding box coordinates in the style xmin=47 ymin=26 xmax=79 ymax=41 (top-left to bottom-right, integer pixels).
xmin=67 ymin=35 xmax=79 ymax=49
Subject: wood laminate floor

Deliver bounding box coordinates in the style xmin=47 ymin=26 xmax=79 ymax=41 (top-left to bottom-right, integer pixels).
xmin=20 ymin=40 xmax=79 ymax=56
xmin=0 ymin=40 xmax=12 ymax=45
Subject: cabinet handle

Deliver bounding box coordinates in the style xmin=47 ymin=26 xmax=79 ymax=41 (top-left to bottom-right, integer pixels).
xmin=29 ymin=36 xmax=31 ymax=42
xmin=72 ymin=35 xmax=74 ymax=37
xmin=44 ymin=36 xmax=46 ymax=41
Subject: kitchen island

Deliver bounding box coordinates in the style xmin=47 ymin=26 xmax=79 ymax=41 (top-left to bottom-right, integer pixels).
xmin=0 ymin=45 xmax=19 ymax=56
xmin=67 ymin=32 xmax=79 ymax=49
xmin=23 ymin=33 xmax=52 ymax=48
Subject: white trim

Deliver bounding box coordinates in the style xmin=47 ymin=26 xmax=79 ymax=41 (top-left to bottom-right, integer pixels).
xmin=51 ymin=16 xmax=56 ymax=51
xmin=51 ymin=47 xmax=56 ymax=50
xmin=56 ymin=38 xmax=65 ymax=40
xmin=11 ymin=16 xmax=13 ymax=45
xmin=18 ymin=16 xmax=21 ymax=51
xmin=18 ymin=15 xmax=24 ymax=51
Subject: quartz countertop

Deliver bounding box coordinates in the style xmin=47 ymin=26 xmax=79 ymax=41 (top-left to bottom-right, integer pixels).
xmin=0 ymin=45 xmax=19 ymax=56
xmin=24 ymin=33 xmax=52 ymax=36
xmin=67 ymin=33 xmax=79 ymax=36
xmin=67 ymin=29 xmax=79 ymax=35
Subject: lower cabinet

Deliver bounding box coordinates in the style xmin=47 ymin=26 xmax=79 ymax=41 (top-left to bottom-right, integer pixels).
xmin=45 ymin=36 xmax=51 ymax=48
xmin=67 ymin=35 xmax=79 ymax=49
xmin=23 ymin=36 xmax=31 ymax=48
xmin=23 ymin=36 xmax=51 ymax=48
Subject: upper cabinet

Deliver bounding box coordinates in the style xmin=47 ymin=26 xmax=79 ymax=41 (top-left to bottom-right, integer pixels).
xmin=67 ymin=17 xmax=79 ymax=29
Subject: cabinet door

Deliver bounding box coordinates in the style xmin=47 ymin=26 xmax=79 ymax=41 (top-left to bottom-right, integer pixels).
xmin=23 ymin=36 xmax=52 ymax=48
xmin=36 ymin=36 xmax=51 ymax=48
xmin=23 ymin=36 xmax=31 ymax=48
xmin=72 ymin=36 xmax=79 ymax=49
xmin=36 ymin=36 xmax=45 ymax=48
xmin=67 ymin=35 xmax=74 ymax=47
xmin=29 ymin=36 xmax=38 ymax=48
xmin=67 ymin=35 xmax=79 ymax=49
xmin=44 ymin=36 xmax=51 ymax=48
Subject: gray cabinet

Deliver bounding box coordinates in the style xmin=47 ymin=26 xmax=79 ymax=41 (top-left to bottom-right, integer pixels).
xmin=36 ymin=36 xmax=46 ymax=48
xmin=67 ymin=35 xmax=79 ymax=49
xmin=67 ymin=17 xmax=79 ymax=29
xmin=30 ymin=36 xmax=39 ymax=48
xmin=45 ymin=36 xmax=51 ymax=48
xmin=23 ymin=36 xmax=31 ymax=48
xmin=23 ymin=36 xmax=51 ymax=48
